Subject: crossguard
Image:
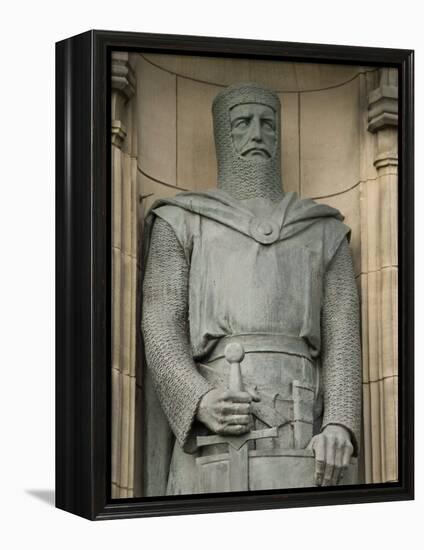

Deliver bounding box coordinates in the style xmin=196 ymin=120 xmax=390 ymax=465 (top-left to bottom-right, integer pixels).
xmin=197 ymin=426 xmax=278 ymax=451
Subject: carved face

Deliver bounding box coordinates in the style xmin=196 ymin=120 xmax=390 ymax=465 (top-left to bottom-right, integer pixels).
xmin=229 ymin=103 xmax=277 ymax=160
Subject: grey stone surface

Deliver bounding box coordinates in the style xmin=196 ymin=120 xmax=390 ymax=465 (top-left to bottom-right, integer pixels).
xmin=142 ymin=83 xmax=361 ymax=496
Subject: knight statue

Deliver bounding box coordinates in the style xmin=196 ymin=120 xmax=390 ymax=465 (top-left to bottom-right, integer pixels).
xmin=141 ymin=82 xmax=362 ymax=496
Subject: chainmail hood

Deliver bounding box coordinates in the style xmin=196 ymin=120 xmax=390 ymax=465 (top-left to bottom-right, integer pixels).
xmin=212 ymin=82 xmax=284 ymax=200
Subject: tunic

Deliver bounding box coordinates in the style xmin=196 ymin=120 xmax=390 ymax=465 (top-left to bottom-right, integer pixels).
xmin=142 ymin=189 xmax=361 ymax=495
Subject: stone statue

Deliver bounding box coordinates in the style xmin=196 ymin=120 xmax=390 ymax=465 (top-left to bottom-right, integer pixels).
xmin=141 ymin=83 xmax=361 ymax=496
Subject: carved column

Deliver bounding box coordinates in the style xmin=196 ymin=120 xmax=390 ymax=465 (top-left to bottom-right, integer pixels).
xmin=111 ymin=52 xmax=137 ymax=498
xmin=361 ymin=68 xmax=398 ymax=483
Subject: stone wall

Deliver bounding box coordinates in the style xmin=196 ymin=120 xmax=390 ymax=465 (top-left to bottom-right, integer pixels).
xmin=111 ymin=52 xmax=399 ymax=496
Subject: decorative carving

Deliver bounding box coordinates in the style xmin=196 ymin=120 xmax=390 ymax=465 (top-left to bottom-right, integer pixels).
xmin=111 ymin=52 xmax=135 ymax=150
xmin=111 ymin=52 xmax=136 ymax=101
xmin=367 ymin=68 xmax=398 ymax=133
xmin=367 ymin=68 xmax=398 ymax=171
xmin=111 ymin=120 xmax=127 ymax=148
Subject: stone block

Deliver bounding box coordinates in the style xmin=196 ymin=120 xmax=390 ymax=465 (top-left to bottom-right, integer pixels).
xmin=111 ymin=247 xmax=122 ymax=371
xmin=361 ymin=267 xmax=397 ymax=383
xmin=127 ymin=53 xmax=139 ymax=157
xmin=130 ymin=157 xmax=138 ymax=259
xmin=300 ymin=77 xmax=360 ymax=198
xmin=120 ymin=254 xmax=134 ymax=376
xmin=129 ymin=256 xmax=137 ymax=377
xmin=121 ymin=87 xmax=138 ymax=157
xmin=362 ymin=383 xmax=372 ymax=480
xmin=111 ymin=367 xmax=122 ymax=487
xmin=279 ymin=92 xmax=299 ymax=194
xmin=359 ymin=273 xmax=370 ymax=384
xmin=121 ymin=153 xmax=135 ymax=258
xmin=380 ymin=267 xmax=398 ymax=380
xmin=382 ymin=375 xmax=398 ymax=482
xmin=111 ymin=145 xmax=122 ymax=249
xmin=362 ymin=375 xmax=398 ymax=484
xmin=176 ymin=77 xmax=220 ymax=191
xmin=136 ymin=56 xmax=177 ymax=187
xmin=127 ymin=375 xmax=136 ymax=493
xmin=361 ymin=175 xmax=398 ymax=273
xmin=369 ymin=378 xmax=382 ymax=482
xmin=365 ymin=270 xmax=382 ymax=383
xmin=119 ymin=372 xmax=132 ymax=493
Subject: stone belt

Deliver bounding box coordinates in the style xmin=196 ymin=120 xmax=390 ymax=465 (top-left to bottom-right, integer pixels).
xmin=203 ymin=333 xmax=312 ymax=363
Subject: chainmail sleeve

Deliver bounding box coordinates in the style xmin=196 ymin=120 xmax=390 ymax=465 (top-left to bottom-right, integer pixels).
xmin=142 ymin=216 xmax=214 ymax=451
xmin=320 ymin=238 xmax=362 ymax=455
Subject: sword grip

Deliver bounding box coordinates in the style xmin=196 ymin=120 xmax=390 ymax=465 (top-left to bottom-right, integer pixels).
xmin=225 ymin=343 xmax=245 ymax=393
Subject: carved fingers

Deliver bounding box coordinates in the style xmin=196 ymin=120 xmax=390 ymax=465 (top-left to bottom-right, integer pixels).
xmin=308 ymin=435 xmax=325 ymax=486
xmin=308 ymin=425 xmax=354 ymax=487
xmin=196 ymin=388 xmax=254 ymax=435
xmin=334 ymin=442 xmax=344 ymax=485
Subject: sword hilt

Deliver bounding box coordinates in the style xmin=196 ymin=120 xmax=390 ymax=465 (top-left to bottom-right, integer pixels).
xmin=225 ymin=342 xmax=245 ymax=393
xmin=196 ymin=341 xmax=278 ymax=452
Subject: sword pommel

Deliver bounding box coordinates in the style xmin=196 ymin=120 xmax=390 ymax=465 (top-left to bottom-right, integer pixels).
xmin=224 ymin=342 xmax=245 ymax=363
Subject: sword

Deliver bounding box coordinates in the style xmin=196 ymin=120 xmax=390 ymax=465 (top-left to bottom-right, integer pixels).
xmin=196 ymin=342 xmax=278 ymax=491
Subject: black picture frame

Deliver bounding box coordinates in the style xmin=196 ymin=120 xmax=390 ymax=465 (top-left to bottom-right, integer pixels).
xmin=55 ymin=30 xmax=414 ymax=520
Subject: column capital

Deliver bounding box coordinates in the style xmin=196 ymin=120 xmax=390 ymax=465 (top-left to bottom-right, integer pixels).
xmin=111 ymin=52 xmax=136 ymax=101
xmin=111 ymin=53 xmax=135 ymax=149
xmin=367 ymin=68 xmax=398 ymax=133
xmin=111 ymin=120 xmax=127 ymax=148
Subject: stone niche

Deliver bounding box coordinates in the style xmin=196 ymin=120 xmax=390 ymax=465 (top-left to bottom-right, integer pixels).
xmin=110 ymin=52 xmax=398 ymax=497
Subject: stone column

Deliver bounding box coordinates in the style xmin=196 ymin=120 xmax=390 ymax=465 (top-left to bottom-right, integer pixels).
xmin=360 ymin=68 xmax=398 ymax=483
xmin=111 ymin=52 xmax=137 ymax=498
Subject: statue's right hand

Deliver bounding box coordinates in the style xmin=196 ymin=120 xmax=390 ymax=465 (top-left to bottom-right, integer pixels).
xmin=196 ymin=388 xmax=259 ymax=435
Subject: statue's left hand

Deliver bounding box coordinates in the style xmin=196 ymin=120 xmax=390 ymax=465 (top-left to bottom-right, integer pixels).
xmin=307 ymin=425 xmax=354 ymax=486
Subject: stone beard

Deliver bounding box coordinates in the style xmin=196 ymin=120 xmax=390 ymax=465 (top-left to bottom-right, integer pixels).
xmin=142 ymin=83 xmax=362 ymax=496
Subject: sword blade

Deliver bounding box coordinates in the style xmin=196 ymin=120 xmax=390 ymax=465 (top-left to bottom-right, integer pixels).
xmin=229 ymin=444 xmax=249 ymax=491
